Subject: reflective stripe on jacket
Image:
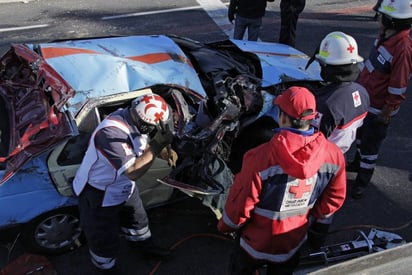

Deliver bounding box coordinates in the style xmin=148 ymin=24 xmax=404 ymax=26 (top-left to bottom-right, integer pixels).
xmin=218 ymin=129 xmax=346 ymax=263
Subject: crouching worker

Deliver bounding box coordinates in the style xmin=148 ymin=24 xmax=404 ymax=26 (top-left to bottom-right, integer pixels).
xmin=217 ymin=86 xmax=346 ymax=274
xmin=73 ymin=93 xmax=176 ymax=272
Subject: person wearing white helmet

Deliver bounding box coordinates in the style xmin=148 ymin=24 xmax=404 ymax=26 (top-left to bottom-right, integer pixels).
xmin=310 ymin=31 xmax=370 ymax=154
xmin=73 ymin=93 xmax=175 ymax=272
xmin=305 ymin=31 xmax=369 ymax=250
xmin=347 ymin=0 xmax=412 ymax=199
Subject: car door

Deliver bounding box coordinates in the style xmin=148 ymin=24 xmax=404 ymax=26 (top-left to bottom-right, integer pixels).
xmin=0 ymin=44 xmax=77 ymax=184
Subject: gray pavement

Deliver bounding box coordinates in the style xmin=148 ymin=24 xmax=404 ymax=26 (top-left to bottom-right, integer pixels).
xmin=0 ymin=0 xmax=411 ymax=274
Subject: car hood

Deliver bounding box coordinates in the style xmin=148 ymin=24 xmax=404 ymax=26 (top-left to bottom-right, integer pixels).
xmin=29 ymin=35 xmax=207 ymax=115
xmin=229 ymin=39 xmax=322 ymax=86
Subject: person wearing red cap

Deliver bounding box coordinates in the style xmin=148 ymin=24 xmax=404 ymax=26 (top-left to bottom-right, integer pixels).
xmin=217 ymin=86 xmax=346 ymax=274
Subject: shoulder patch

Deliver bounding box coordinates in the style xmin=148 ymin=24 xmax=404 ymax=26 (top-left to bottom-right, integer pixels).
xmin=121 ymin=143 xmax=134 ymax=156
xmin=352 ymin=90 xmax=361 ymax=107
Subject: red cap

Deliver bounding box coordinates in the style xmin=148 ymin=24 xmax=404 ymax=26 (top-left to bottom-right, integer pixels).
xmin=274 ymin=86 xmax=317 ymax=120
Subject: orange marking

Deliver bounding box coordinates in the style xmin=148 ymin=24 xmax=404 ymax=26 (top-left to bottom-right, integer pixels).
xmin=41 ymin=47 xmax=192 ymax=67
xmin=128 ymin=53 xmax=173 ymax=64
xmin=41 ymin=47 xmax=98 ymax=59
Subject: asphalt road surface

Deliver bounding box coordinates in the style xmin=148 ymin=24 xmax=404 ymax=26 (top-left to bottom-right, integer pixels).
xmin=0 ymin=0 xmax=411 ymax=274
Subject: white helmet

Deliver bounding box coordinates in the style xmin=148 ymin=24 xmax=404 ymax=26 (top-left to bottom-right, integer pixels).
xmin=315 ymin=31 xmax=363 ymax=66
xmin=130 ymin=93 xmax=170 ymax=134
xmin=378 ymin=0 xmax=412 ymax=19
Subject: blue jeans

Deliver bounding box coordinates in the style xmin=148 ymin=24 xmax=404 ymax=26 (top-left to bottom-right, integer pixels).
xmin=234 ymin=15 xmax=262 ymax=41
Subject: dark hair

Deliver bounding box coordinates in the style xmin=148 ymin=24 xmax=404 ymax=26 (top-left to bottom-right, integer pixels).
xmin=279 ymin=109 xmax=313 ymax=129
xmin=320 ymin=63 xmax=360 ymax=82
xmin=381 ymin=14 xmax=412 ymax=31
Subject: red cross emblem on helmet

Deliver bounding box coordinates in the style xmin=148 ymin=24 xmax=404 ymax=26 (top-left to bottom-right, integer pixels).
xmin=132 ymin=93 xmax=170 ymax=126
xmin=347 ymin=44 xmax=355 ymax=53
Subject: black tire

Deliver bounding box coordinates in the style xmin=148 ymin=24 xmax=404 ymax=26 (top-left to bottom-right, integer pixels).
xmin=21 ymin=207 xmax=82 ymax=254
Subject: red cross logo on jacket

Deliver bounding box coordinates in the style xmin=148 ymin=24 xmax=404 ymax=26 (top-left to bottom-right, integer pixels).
xmin=289 ymin=179 xmax=312 ymax=199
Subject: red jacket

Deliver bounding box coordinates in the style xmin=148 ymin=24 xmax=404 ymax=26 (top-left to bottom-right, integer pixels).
xmin=218 ymin=128 xmax=346 ymax=263
xmin=358 ymin=29 xmax=412 ymax=116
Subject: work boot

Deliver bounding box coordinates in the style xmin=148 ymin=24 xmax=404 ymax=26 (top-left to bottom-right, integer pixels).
xmin=307 ymin=222 xmax=330 ymax=250
xmin=351 ymin=184 xmax=366 ymax=199
xmin=351 ymin=167 xmax=373 ymax=199
xmin=346 ymin=151 xmax=361 ymax=173
xmin=132 ymin=238 xmax=171 ymax=260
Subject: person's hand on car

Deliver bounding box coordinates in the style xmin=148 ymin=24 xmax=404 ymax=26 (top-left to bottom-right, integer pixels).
xmin=160 ymin=147 xmax=178 ymax=168
xmin=228 ymin=2 xmax=236 ymax=23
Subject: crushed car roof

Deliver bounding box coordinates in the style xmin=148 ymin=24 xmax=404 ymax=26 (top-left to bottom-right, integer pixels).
xmin=26 ymin=35 xmax=208 ymax=114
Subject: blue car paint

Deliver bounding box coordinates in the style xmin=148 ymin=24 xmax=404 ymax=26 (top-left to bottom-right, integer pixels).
xmin=28 ymin=35 xmax=208 ymax=115
xmin=230 ymin=39 xmax=322 ymax=87
xmin=0 ymin=152 xmax=77 ymax=227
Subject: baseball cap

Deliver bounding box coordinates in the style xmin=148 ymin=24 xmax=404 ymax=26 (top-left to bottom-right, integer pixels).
xmin=274 ymin=86 xmax=317 ymax=120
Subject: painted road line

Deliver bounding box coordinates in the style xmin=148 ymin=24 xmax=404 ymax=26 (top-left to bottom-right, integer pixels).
xmin=0 ymin=0 xmax=31 ymax=3
xmin=101 ymin=0 xmax=234 ymax=39
xmin=196 ymin=0 xmax=233 ymax=39
xmin=0 ymin=24 xmax=48 ymax=33
xmin=102 ymin=6 xmax=201 ymax=20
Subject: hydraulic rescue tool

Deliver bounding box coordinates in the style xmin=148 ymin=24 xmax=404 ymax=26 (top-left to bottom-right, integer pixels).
xmin=300 ymin=228 xmax=406 ymax=265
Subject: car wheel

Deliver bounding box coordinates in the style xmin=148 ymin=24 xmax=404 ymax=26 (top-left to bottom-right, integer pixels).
xmin=22 ymin=207 xmax=82 ymax=254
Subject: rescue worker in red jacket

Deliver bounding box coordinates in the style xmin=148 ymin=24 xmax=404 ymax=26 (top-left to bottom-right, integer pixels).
xmin=347 ymin=0 xmax=412 ymax=199
xmin=218 ymin=86 xmax=346 ymax=274
xmin=73 ymin=93 xmax=175 ymax=272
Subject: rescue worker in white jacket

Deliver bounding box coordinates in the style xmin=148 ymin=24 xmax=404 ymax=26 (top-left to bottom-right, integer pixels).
xmin=306 ymin=31 xmax=369 ymax=250
xmin=73 ymin=93 xmax=175 ymax=272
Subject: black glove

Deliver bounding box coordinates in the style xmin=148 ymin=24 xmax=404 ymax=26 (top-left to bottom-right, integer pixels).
xmin=307 ymin=222 xmax=330 ymax=250
xmin=149 ymin=121 xmax=174 ymax=156
xmin=228 ymin=2 xmax=236 ymax=23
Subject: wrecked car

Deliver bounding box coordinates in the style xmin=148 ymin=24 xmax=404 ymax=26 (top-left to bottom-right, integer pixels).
xmin=0 ymin=34 xmax=322 ymax=254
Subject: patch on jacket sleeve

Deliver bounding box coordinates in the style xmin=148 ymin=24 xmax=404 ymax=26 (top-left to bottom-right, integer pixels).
xmin=352 ymin=90 xmax=362 ymax=107
xmin=121 ymin=143 xmax=134 ymax=156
